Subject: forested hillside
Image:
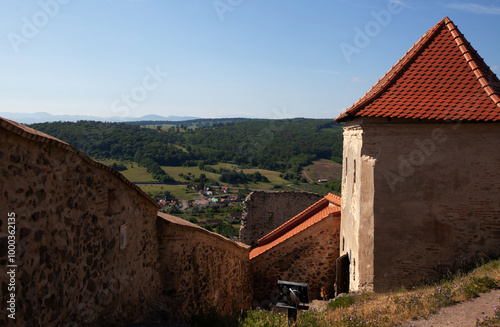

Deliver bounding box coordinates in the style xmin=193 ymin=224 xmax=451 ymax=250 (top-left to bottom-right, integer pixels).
xmin=30 ymin=118 xmax=343 ymax=182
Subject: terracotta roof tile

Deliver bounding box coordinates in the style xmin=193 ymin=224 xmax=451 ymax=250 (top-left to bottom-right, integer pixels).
xmin=0 ymin=116 xmax=159 ymax=208
xmin=250 ymin=193 xmax=341 ymax=259
xmin=325 ymin=193 xmax=341 ymax=206
xmin=335 ymin=17 xmax=500 ymax=123
xmin=257 ymin=193 xmax=340 ymax=247
xmin=249 ymin=205 xmax=340 ymax=260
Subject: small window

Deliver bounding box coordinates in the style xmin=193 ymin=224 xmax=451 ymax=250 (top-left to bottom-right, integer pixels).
xmin=119 ymin=224 xmax=128 ymax=250
xmin=353 ymin=159 xmax=356 ymax=184
xmin=345 ymin=157 xmax=348 ymax=176
xmin=353 ymin=258 xmax=356 ymax=281
xmin=342 ymin=237 xmax=345 ymax=252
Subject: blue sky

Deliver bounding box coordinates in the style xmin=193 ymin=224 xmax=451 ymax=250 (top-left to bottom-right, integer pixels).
xmin=0 ymin=0 xmax=499 ymax=119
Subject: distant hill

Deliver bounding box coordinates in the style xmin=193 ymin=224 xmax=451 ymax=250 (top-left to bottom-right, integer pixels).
xmin=0 ymin=112 xmax=199 ymax=124
xmin=136 ymin=114 xmax=199 ymax=122
xmin=29 ymin=119 xmax=343 ymax=183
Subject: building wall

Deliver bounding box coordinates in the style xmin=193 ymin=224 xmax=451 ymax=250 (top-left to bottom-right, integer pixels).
xmin=157 ymin=213 xmax=252 ymax=322
xmin=240 ymin=191 xmax=323 ymax=247
xmin=343 ymin=119 xmax=500 ymax=291
xmin=0 ymin=123 xmax=160 ymax=326
xmin=340 ymin=123 xmax=375 ymax=292
xmin=251 ymin=216 xmax=340 ymax=306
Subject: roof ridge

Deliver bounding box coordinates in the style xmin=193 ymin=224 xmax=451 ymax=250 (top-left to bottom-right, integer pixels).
xmin=336 ymin=17 xmax=447 ymax=122
xmin=249 ymin=207 xmax=340 ymax=259
xmin=257 ymin=193 xmax=342 ymax=247
xmin=335 ymin=17 xmax=500 ymax=122
xmin=0 ymin=116 xmax=159 ymax=208
xmin=445 ymin=19 xmax=500 ymax=109
xmin=325 ymin=192 xmax=341 ymax=205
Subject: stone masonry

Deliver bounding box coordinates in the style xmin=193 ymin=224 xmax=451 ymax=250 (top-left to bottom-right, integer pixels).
xmin=251 ymin=215 xmax=340 ymax=305
xmin=157 ymin=213 xmax=252 ymax=322
xmin=0 ymin=116 xmax=337 ymax=325
xmin=0 ymin=118 xmax=161 ymax=326
xmin=239 ymin=191 xmax=323 ymax=247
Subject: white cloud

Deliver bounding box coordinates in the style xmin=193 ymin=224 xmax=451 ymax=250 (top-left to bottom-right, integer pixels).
xmin=350 ymin=77 xmax=364 ymax=83
xmin=491 ymin=65 xmax=499 ymax=72
xmin=304 ymin=69 xmax=341 ymax=75
xmin=444 ymin=3 xmax=500 ymax=15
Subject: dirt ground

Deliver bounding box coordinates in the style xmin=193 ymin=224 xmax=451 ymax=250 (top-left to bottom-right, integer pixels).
xmin=308 ymin=290 xmax=500 ymax=326
xmin=404 ymin=289 xmax=500 ymax=327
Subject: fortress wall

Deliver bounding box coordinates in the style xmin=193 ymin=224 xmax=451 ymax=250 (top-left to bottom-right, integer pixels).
xmin=239 ymin=191 xmax=323 ymax=247
xmin=157 ymin=213 xmax=252 ymax=322
xmin=0 ymin=123 xmax=161 ymax=326
xmin=250 ymin=216 xmax=340 ymax=305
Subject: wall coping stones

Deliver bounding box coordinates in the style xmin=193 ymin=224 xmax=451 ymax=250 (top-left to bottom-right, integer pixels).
xmin=158 ymin=212 xmax=250 ymax=250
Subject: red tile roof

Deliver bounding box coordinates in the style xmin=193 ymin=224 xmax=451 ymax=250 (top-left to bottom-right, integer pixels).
xmin=335 ymin=17 xmax=500 ymax=123
xmin=249 ymin=193 xmax=341 ymax=260
xmin=325 ymin=193 xmax=341 ymax=206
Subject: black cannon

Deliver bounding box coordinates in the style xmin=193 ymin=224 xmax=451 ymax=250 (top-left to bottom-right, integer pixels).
xmin=276 ymin=280 xmax=309 ymax=325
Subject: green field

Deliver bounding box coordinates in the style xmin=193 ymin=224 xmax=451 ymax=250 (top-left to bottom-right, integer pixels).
xmin=282 ymin=183 xmax=336 ymax=195
xmin=93 ymin=158 xmax=339 ymax=198
xmin=212 ymin=163 xmax=238 ymax=170
xmin=302 ymin=159 xmax=342 ymax=183
xmin=161 ymin=165 xmax=221 ymax=183
xmin=94 ymin=159 xmax=156 ymax=182
xmin=140 ymin=184 xmax=197 ymax=200
xmin=240 ymin=168 xmax=288 ymax=189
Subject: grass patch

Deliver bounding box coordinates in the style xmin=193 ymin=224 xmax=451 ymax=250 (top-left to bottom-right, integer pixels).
xmin=138 ymin=184 xmax=197 ymax=200
xmin=212 ymin=163 xmax=238 ymax=170
xmin=241 ymin=169 xmax=288 ymax=185
xmin=161 ymin=165 xmax=221 ymax=182
xmin=327 ymin=296 xmax=356 ymax=310
xmin=121 ymin=166 xmax=156 ymax=183
xmin=241 ymin=309 xmax=286 ymax=327
xmin=93 ymin=159 xmax=155 ymax=182
xmin=241 ymin=259 xmax=500 ymax=326
xmin=302 ymin=160 xmax=342 ymax=183
xmin=282 ymin=183 xmax=337 ymax=196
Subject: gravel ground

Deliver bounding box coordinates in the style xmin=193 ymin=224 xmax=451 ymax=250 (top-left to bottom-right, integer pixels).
xmin=404 ymin=289 xmax=500 ymax=327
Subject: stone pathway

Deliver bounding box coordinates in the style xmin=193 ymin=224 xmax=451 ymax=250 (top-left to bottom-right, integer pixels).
xmin=404 ymin=289 xmax=500 ymax=327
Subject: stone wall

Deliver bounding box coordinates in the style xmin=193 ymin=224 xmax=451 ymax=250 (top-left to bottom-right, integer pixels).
xmin=250 ymin=215 xmax=340 ymax=305
xmin=0 ymin=119 xmax=161 ymax=326
xmin=157 ymin=213 xmax=252 ymax=322
xmin=240 ymin=191 xmax=323 ymax=247
xmin=341 ymin=118 xmax=500 ymax=292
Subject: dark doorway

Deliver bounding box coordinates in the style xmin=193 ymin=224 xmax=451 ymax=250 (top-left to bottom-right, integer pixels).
xmin=336 ymin=254 xmax=350 ymax=296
